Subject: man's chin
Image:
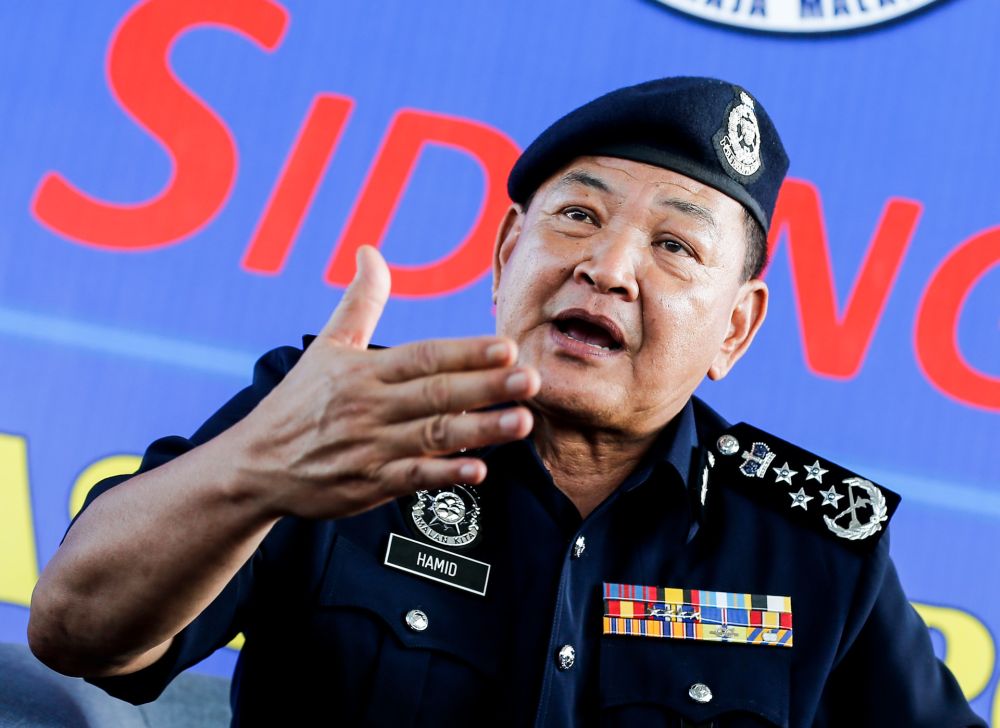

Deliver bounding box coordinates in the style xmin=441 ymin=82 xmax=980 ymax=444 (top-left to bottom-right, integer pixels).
xmin=529 ymin=381 xmax=621 ymax=427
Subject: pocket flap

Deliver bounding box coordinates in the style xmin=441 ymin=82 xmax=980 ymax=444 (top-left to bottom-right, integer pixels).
xmin=319 ymin=534 xmax=500 ymax=674
xmin=601 ymin=635 xmax=790 ymax=726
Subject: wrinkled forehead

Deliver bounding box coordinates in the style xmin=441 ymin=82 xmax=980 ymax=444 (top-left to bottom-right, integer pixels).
xmin=533 ymin=155 xmax=748 ymax=227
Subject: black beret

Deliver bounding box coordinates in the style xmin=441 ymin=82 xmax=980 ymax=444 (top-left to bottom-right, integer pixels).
xmin=507 ymin=77 xmax=789 ymax=231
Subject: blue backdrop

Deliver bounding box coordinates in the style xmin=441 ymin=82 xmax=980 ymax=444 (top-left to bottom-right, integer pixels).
xmin=1 ymin=0 xmax=997 ymax=721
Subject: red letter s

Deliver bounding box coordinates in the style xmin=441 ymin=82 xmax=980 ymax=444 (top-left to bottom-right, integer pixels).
xmin=31 ymin=0 xmax=288 ymax=250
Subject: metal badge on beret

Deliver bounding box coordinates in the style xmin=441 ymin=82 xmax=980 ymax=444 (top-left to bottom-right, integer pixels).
xmin=714 ymin=89 xmax=764 ymax=182
xmin=710 ymin=423 xmax=900 ymax=550
xmin=409 ymin=484 xmax=481 ymax=549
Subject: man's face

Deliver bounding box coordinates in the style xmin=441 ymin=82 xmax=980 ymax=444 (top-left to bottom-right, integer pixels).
xmin=492 ymin=156 xmax=768 ymax=436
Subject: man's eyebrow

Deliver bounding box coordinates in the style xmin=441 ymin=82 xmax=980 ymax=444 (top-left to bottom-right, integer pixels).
xmin=659 ymin=197 xmax=717 ymax=231
xmin=555 ymin=170 xmax=614 ymax=194
xmin=554 ymin=172 xmax=717 ymax=231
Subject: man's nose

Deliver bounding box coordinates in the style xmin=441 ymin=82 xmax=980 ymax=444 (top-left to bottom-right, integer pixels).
xmin=573 ymin=228 xmax=640 ymax=301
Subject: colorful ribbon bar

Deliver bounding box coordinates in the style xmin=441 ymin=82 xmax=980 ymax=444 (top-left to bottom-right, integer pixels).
xmin=602 ymin=582 xmax=793 ymax=648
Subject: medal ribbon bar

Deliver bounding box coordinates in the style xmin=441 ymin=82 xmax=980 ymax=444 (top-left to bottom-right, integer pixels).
xmin=601 ymin=582 xmax=793 ymax=647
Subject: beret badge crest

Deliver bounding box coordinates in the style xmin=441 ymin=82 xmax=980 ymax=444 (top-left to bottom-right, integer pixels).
xmin=716 ymin=90 xmax=762 ymax=180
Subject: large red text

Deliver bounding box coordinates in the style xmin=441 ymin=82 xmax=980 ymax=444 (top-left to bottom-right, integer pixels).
xmin=29 ymin=0 xmax=1000 ymax=412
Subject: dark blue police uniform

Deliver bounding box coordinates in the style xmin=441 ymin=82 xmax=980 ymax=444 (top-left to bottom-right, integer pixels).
xmin=82 ymin=341 xmax=984 ymax=727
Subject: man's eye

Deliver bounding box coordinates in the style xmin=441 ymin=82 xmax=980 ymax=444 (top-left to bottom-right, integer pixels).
xmin=657 ymin=239 xmax=692 ymax=256
xmin=563 ymin=208 xmax=595 ymax=224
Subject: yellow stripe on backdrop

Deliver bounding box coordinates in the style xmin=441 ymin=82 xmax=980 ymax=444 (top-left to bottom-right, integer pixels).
xmin=0 ymin=435 xmax=37 ymax=607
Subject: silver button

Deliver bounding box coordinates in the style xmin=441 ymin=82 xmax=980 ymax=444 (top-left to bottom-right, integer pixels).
xmin=572 ymin=535 xmax=586 ymax=559
xmin=557 ymin=644 xmax=575 ymax=670
xmin=688 ymin=682 xmax=713 ymax=704
xmin=716 ymin=434 xmax=740 ymax=456
xmin=404 ymin=609 xmax=428 ymax=632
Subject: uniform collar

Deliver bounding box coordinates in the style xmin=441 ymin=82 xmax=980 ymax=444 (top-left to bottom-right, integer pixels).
xmin=618 ymin=398 xmax=699 ymax=495
xmin=479 ymin=400 xmax=702 ymax=536
xmin=479 ymin=398 xmax=700 ymax=496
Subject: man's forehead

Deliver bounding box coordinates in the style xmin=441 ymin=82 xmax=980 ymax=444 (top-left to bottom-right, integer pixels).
xmin=540 ymin=156 xmax=742 ymax=227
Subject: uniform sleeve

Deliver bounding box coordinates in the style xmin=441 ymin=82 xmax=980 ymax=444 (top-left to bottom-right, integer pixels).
xmin=75 ymin=344 xmax=306 ymax=704
xmin=815 ymin=537 xmax=986 ymax=728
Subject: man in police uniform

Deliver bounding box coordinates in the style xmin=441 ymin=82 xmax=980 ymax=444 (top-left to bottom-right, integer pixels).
xmin=29 ymin=78 xmax=984 ymax=726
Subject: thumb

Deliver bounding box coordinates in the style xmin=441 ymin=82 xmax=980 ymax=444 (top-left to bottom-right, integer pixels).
xmin=319 ymin=245 xmax=391 ymax=349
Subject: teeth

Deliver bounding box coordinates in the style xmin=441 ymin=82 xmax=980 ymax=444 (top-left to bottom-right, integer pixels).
xmin=564 ymin=331 xmax=612 ymax=350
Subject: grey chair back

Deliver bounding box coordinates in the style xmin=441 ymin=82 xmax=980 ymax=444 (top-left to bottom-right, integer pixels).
xmin=0 ymin=642 xmax=231 ymax=727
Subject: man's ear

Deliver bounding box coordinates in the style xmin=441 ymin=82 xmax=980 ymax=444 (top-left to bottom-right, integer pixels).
xmin=707 ymin=279 xmax=768 ymax=381
xmin=492 ymin=204 xmax=523 ymax=303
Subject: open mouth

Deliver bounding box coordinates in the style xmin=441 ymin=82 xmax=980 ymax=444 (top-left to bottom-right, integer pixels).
xmin=553 ymin=311 xmax=625 ymax=352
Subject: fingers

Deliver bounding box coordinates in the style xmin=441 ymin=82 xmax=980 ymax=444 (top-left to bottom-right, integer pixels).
xmin=319 ymin=246 xmax=391 ymax=349
xmin=377 ymin=456 xmax=489 ymax=496
xmin=385 ymin=365 xmax=540 ymax=422
xmin=375 ymin=336 xmax=518 ymax=383
xmin=385 ymin=406 xmax=534 ymax=459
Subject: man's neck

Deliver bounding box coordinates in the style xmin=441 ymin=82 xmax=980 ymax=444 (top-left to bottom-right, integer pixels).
xmin=531 ymin=418 xmax=663 ymax=519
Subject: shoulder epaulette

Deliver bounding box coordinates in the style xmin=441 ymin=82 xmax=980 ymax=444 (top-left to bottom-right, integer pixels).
xmin=705 ymin=423 xmax=900 ymax=550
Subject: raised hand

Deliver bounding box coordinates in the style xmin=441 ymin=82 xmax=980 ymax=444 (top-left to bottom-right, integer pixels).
xmin=238 ymin=245 xmax=540 ymax=520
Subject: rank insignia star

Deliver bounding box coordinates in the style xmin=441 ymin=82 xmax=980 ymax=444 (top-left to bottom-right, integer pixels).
xmin=789 ymin=488 xmax=813 ymax=510
xmin=773 ymin=462 xmax=797 ymax=485
xmin=819 ymin=486 xmax=843 ymax=509
xmin=804 ymin=461 xmax=829 ymax=483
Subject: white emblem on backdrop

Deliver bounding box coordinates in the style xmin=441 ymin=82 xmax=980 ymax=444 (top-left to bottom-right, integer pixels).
xmin=651 ymin=0 xmax=944 ymax=34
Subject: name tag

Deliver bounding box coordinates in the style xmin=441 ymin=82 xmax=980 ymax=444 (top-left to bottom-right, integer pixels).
xmin=383 ymin=533 xmax=490 ymax=596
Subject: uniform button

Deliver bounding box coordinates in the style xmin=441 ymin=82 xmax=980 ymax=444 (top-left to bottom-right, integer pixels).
xmin=404 ymin=609 xmax=428 ymax=632
xmin=716 ymin=434 xmax=740 ymax=456
xmin=572 ymin=535 xmax=586 ymax=559
xmin=557 ymin=644 xmax=576 ymax=670
xmin=688 ymin=682 xmax=713 ymax=704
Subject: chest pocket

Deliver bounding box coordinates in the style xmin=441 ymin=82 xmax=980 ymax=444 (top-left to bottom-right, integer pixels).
xmin=317 ymin=534 xmax=501 ymax=725
xmin=599 ymin=635 xmax=790 ymax=727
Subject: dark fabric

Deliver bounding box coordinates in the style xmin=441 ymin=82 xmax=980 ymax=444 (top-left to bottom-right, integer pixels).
xmin=706 ymin=423 xmax=901 ymax=554
xmin=507 ymin=77 xmax=790 ymax=231
xmin=79 ymin=344 xmax=983 ymax=727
